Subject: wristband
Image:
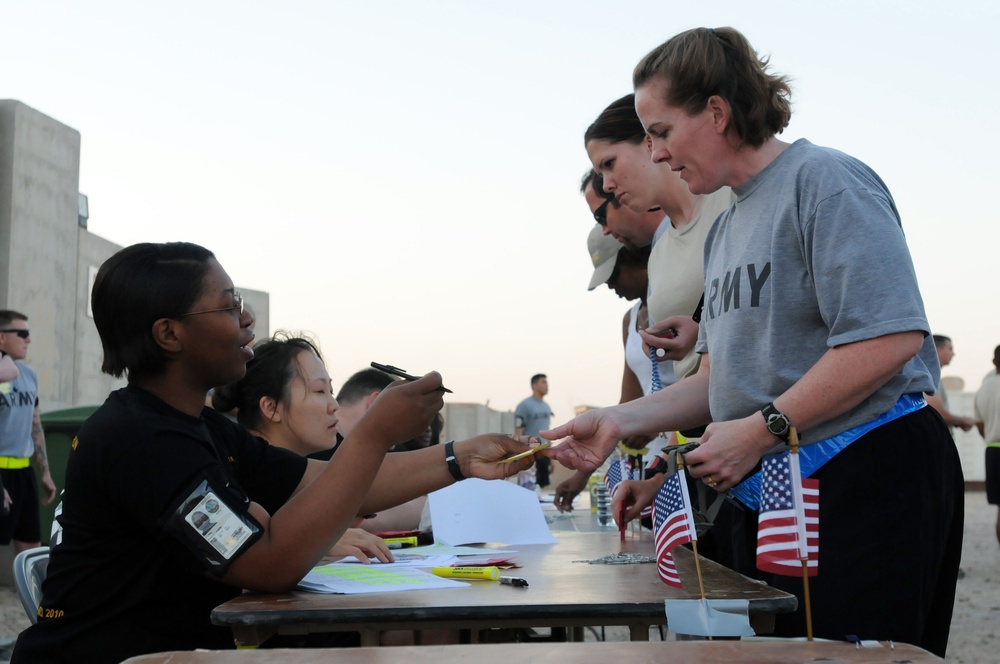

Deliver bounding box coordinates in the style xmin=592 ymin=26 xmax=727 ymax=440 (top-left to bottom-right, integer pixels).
xmin=444 ymin=440 xmax=465 ymax=481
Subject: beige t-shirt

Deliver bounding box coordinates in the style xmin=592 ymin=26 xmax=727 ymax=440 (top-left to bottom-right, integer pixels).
xmin=646 ymin=187 xmax=736 ymax=378
xmin=975 ymin=372 xmax=1000 ymax=442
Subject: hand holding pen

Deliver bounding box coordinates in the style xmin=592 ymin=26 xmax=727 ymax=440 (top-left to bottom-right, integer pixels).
xmin=638 ymin=316 xmax=698 ymax=361
xmin=453 ymin=435 xmax=540 ymax=481
xmin=358 ymin=371 xmax=446 ymax=447
xmin=372 ymin=362 xmax=453 ymax=393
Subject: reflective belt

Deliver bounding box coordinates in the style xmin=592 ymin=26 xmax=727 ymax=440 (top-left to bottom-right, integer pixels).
xmin=730 ymin=393 xmax=927 ymax=510
xmin=0 ymin=456 xmax=31 ymax=469
xmin=986 ymin=442 xmax=1000 ymax=449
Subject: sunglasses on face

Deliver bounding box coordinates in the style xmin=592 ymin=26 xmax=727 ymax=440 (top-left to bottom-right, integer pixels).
xmin=0 ymin=329 xmax=29 ymax=339
xmin=594 ymin=198 xmax=613 ymax=226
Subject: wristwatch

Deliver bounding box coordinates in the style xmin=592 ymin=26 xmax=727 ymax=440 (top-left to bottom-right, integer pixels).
xmin=760 ymin=402 xmax=791 ymax=443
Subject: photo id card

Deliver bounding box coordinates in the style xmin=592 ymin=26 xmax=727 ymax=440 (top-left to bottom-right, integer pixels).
xmin=184 ymin=491 xmax=254 ymax=559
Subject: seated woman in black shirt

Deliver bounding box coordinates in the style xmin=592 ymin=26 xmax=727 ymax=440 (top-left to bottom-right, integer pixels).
xmin=12 ymin=242 xmax=538 ymax=664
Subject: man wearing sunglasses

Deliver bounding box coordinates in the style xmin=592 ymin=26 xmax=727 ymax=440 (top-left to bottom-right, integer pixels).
xmin=0 ymin=310 xmax=57 ymax=554
xmin=580 ymin=170 xmax=665 ymax=251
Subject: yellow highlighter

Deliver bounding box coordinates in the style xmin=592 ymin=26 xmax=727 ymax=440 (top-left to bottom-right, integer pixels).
xmin=431 ymin=566 xmax=501 ymax=581
xmin=383 ymin=536 xmax=419 ymax=549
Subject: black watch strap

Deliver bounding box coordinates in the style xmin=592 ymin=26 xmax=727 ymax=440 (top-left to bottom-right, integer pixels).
xmin=444 ymin=440 xmax=465 ymax=481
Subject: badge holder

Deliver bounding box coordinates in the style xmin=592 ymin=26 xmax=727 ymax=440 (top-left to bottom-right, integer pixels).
xmin=163 ymin=478 xmax=262 ymax=576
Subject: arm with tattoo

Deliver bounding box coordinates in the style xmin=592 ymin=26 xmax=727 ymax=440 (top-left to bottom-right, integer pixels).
xmin=32 ymin=406 xmax=57 ymax=505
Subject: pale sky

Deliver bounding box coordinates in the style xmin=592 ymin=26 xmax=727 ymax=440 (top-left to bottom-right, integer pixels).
xmin=3 ymin=1 xmax=997 ymax=422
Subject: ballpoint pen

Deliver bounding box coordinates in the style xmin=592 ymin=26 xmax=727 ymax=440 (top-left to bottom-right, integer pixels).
xmin=371 ymin=362 xmax=453 ymax=393
xmin=618 ymin=501 xmax=626 ymax=543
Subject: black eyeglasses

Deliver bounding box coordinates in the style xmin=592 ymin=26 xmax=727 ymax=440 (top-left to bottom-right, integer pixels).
xmin=0 ymin=329 xmax=29 ymax=339
xmin=594 ymin=198 xmax=613 ymax=226
xmin=178 ymin=291 xmax=244 ymax=318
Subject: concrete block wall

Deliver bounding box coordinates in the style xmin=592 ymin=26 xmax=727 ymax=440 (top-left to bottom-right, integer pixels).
xmin=441 ymin=402 xmax=515 ymax=442
xmin=1 ymin=100 xmax=269 ymax=410
xmin=74 ymin=229 xmax=128 ymax=405
xmin=440 ymin=403 xmax=575 ymax=489
xmin=0 ymin=101 xmax=83 ymax=410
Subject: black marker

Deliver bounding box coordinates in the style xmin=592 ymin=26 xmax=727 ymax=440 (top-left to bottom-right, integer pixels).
xmin=499 ymin=576 xmax=529 ymax=588
xmin=371 ymin=362 xmax=453 ymax=393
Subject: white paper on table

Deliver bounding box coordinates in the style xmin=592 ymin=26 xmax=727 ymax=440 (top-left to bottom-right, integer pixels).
xmin=664 ymin=598 xmax=756 ymax=637
xmin=407 ymin=543 xmax=518 ymax=556
xmin=428 ymin=478 xmax=558 ymax=546
xmin=331 ymin=554 xmax=458 ymax=568
xmin=298 ymin=565 xmax=469 ymax=594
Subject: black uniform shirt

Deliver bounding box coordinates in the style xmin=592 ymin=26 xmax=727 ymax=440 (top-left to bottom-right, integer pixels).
xmin=12 ymin=385 xmax=307 ymax=664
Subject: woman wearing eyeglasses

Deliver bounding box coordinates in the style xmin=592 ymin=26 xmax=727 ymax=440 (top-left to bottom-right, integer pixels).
xmin=12 ymin=242 xmax=539 ymax=664
xmin=550 ymin=27 xmax=961 ymax=656
xmin=586 ymin=94 xmax=735 ymax=380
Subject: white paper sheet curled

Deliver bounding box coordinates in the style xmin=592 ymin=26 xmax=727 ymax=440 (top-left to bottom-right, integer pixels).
xmin=428 ymin=478 xmax=557 ymax=546
xmin=664 ymin=598 xmax=756 ymax=637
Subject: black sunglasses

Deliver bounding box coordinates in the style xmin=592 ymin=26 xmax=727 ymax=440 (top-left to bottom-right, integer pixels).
xmin=0 ymin=329 xmax=29 ymax=339
xmin=594 ymin=198 xmax=613 ymax=226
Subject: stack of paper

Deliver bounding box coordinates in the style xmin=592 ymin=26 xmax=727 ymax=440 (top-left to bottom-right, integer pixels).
xmin=298 ymin=565 xmax=469 ymax=594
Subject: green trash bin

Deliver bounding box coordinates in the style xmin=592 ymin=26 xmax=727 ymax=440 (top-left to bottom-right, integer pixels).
xmin=38 ymin=405 xmax=100 ymax=544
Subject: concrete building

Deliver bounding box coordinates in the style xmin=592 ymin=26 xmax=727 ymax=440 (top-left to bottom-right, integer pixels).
xmin=0 ymin=100 xmax=268 ymax=412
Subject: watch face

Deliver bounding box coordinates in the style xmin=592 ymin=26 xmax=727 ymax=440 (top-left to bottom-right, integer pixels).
xmin=767 ymin=413 xmax=789 ymax=435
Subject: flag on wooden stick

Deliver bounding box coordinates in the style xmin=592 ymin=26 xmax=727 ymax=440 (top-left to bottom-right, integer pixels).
xmin=756 ymin=450 xmax=819 ymax=576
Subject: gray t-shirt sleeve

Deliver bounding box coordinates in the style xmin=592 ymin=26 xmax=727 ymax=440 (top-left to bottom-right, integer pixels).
xmin=805 ymin=186 xmax=930 ymax=348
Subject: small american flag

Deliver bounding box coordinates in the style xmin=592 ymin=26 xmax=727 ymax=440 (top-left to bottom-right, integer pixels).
xmin=653 ymin=469 xmax=697 ymax=587
xmin=756 ymin=451 xmax=819 ymax=576
xmin=604 ymin=458 xmax=625 ymax=498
